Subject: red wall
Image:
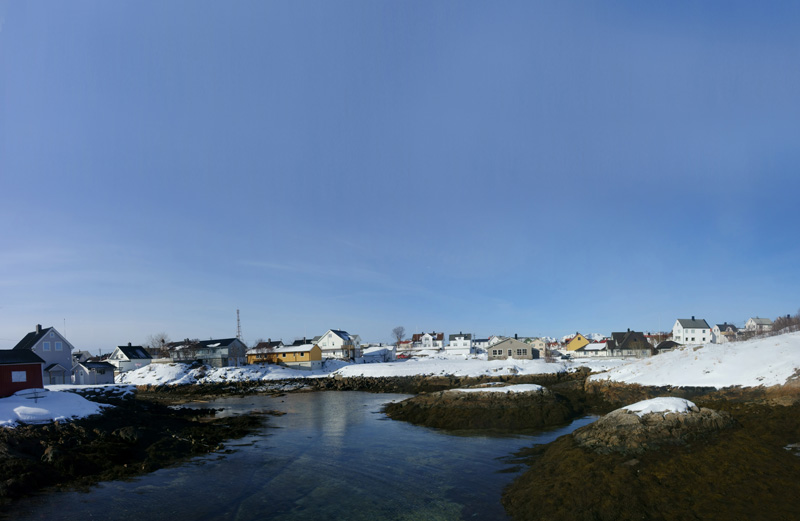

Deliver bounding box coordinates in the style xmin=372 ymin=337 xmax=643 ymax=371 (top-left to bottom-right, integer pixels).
xmin=0 ymin=364 xmax=44 ymax=398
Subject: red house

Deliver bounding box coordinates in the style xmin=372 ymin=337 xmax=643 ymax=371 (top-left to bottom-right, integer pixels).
xmin=0 ymin=350 xmax=45 ymax=398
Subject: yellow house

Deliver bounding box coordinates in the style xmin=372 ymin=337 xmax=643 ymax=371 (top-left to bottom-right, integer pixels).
xmin=272 ymin=344 xmax=323 ymax=370
xmin=565 ymin=333 xmax=590 ymax=352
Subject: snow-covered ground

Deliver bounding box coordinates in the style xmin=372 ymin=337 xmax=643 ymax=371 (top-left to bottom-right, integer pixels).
xmin=449 ymin=384 xmax=544 ymax=394
xmin=590 ymin=332 xmax=800 ymax=388
xmin=112 ymin=332 xmax=800 ymax=389
xmin=116 ymin=355 xmax=626 ymax=386
xmin=0 ymin=388 xmax=109 ymax=427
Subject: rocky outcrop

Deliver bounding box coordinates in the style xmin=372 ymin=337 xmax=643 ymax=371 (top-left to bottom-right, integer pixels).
xmin=384 ymin=385 xmax=581 ymax=431
xmin=573 ymin=403 xmax=735 ymax=455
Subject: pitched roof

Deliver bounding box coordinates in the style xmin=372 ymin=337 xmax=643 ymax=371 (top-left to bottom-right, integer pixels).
xmin=0 ymin=349 xmax=45 ymax=365
xmin=748 ymin=317 xmax=773 ymax=325
xmin=412 ymin=332 xmax=444 ymax=342
xmin=449 ymin=333 xmax=472 ymax=341
xmin=273 ymin=344 xmax=317 ymax=354
xmin=198 ymin=338 xmax=240 ymax=347
xmin=677 ymin=318 xmax=710 ymax=329
xmin=117 ymin=345 xmax=152 ymax=360
xmin=715 ymin=323 xmax=739 ymax=332
xmin=255 ymin=340 xmax=283 ymax=350
xmin=78 ymin=361 xmax=116 ymax=371
xmin=329 ymin=330 xmax=351 ymax=341
xmin=12 ymin=326 xmax=54 ymax=351
xmin=611 ymin=330 xmax=651 ymax=350
xmin=656 ymin=340 xmax=680 ymax=350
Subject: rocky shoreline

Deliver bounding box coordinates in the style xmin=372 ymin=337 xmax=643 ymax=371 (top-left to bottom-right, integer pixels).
xmin=0 ymin=388 xmax=274 ymax=507
xmin=4 ymin=371 xmax=800 ymax=520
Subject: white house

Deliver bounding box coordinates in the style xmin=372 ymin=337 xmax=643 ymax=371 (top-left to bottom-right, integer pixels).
xmin=107 ymin=343 xmax=153 ymax=373
xmin=411 ymin=332 xmax=444 ymax=350
xmin=73 ymin=361 xmax=116 ymax=384
xmin=11 ymin=324 xmax=75 ymax=385
xmin=472 ymin=338 xmax=490 ymax=351
xmin=446 ymin=332 xmax=473 ymax=355
xmin=672 ymin=317 xmax=711 ymax=345
xmin=316 ymin=329 xmax=362 ymax=360
xmin=572 ymin=342 xmax=610 ymax=358
xmin=712 ymin=323 xmax=739 ymax=344
xmin=745 ymin=317 xmax=773 ymax=334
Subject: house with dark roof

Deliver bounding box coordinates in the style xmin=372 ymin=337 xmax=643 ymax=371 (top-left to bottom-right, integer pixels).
xmin=12 ymin=325 xmax=75 ymax=385
xmin=411 ymin=332 xmax=444 ymax=350
xmin=712 ymin=323 xmax=739 ymax=344
xmin=316 ymin=329 xmax=362 ymax=360
xmin=73 ymin=360 xmax=116 ymax=385
xmin=609 ymin=330 xmax=654 ymax=357
xmin=446 ymin=332 xmax=473 ymax=354
xmin=0 ymin=349 xmax=45 ymax=397
xmin=107 ymin=343 xmax=153 ymax=373
xmin=672 ymin=317 xmax=711 ymax=345
xmin=167 ymin=338 xmax=247 ymax=368
xmin=246 ymin=340 xmax=285 ymax=365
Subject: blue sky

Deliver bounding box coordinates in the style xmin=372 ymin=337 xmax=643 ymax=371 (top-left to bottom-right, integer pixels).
xmin=1 ymin=1 xmax=799 ymax=352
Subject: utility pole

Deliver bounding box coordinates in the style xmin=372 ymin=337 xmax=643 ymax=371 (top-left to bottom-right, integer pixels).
xmin=236 ymin=309 xmax=242 ymax=340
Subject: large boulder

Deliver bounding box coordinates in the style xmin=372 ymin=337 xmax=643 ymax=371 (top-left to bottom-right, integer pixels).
xmin=573 ymin=397 xmax=735 ymax=455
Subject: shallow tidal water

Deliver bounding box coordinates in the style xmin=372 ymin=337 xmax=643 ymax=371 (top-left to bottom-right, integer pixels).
xmin=12 ymin=391 xmax=594 ymax=521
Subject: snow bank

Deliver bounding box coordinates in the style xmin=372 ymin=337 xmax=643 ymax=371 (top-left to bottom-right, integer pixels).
xmin=590 ymin=332 xmax=800 ymax=388
xmin=116 ymin=355 xmax=625 ymax=386
xmin=622 ymin=397 xmax=696 ymax=417
xmin=449 ymin=384 xmax=544 ymax=394
xmin=0 ymin=389 xmax=108 ymax=428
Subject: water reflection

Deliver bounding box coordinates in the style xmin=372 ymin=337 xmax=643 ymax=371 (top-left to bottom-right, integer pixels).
xmin=10 ymin=392 xmax=594 ymax=521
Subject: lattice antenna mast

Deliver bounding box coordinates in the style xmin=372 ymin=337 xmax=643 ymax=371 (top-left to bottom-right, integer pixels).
xmin=236 ymin=309 xmax=242 ymax=340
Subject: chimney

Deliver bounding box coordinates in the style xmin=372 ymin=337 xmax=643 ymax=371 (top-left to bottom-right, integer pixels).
xmin=514 ymin=333 xmax=518 ymax=340
xmin=128 ymin=342 xmax=132 ymax=346
xmin=627 ymin=328 xmax=630 ymax=333
xmin=36 ymin=324 xmax=42 ymax=334
xmin=692 ymin=316 xmax=695 ymax=320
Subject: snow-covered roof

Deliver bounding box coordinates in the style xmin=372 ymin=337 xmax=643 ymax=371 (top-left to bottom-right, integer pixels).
xmin=273 ymin=344 xmax=317 ymax=354
xmin=581 ymin=342 xmax=608 ymax=351
xmin=748 ymin=317 xmax=773 ymax=325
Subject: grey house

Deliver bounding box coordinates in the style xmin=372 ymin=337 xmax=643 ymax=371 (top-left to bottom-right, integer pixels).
xmin=168 ymin=338 xmax=247 ymax=367
xmin=12 ymin=324 xmax=75 ymax=385
xmin=487 ymin=338 xmax=540 ymax=360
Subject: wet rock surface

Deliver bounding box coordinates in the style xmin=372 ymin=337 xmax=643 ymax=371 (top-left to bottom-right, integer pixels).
xmin=384 ymin=385 xmax=582 ymax=431
xmin=0 ymin=391 xmax=270 ymax=506
xmin=573 ymin=403 xmax=736 ymax=455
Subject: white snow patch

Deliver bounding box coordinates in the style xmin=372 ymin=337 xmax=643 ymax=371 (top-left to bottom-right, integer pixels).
xmin=590 ymin=332 xmax=800 ymax=388
xmin=449 ymin=384 xmax=544 ymax=394
xmin=622 ymin=397 xmax=696 ymax=417
xmin=0 ymin=389 xmax=108 ymax=427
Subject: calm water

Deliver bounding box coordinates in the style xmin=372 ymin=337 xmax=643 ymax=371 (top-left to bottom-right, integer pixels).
xmin=11 ymin=392 xmax=594 ymax=521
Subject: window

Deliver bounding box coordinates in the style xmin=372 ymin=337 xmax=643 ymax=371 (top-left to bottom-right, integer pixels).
xmin=516 ymin=349 xmax=526 ymax=356
xmin=55 ymin=342 xmax=62 ymax=351
xmin=11 ymin=371 xmax=26 ymax=383
xmin=507 ymin=350 xmax=512 ymax=356
xmin=43 ymin=342 xmax=50 ymax=351
xmin=50 ymin=332 xmax=54 ymax=338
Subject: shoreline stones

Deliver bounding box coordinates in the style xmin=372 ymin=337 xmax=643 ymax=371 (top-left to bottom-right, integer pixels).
xmin=573 ymin=397 xmax=736 ymax=455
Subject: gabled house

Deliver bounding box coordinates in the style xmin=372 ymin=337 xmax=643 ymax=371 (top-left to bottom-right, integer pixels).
xmin=573 ymin=342 xmax=611 ymax=358
xmin=271 ymin=343 xmax=323 ymax=370
xmin=107 ymin=343 xmax=153 ymax=373
xmin=72 ymin=351 xmax=93 ymax=365
xmin=12 ymin=325 xmax=75 ymax=385
xmin=525 ymin=338 xmax=547 ymax=358
xmin=745 ymin=317 xmax=773 ymax=334
xmin=316 ymin=330 xmax=361 ymax=360
xmin=712 ymin=323 xmax=739 ymax=344
xmin=609 ymin=330 xmax=653 ymax=357
xmin=446 ymin=332 xmax=473 ymax=355
xmin=411 ymin=332 xmax=445 ymax=350
xmin=73 ymin=361 xmax=116 ymax=385
xmin=246 ymin=340 xmax=284 ymax=365
xmin=672 ymin=317 xmax=711 ymax=345
xmin=0 ymin=349 xmax=45 ymax=398
xmin=168 ymin=338 xmax=247 ymax=368
xmin=565 ymin=333 xmax=590 ymax=352
xmin=472 ymin=338 xmax=490 ymax=351
xmin=488 ymin=338 xmax=540 ymax=360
